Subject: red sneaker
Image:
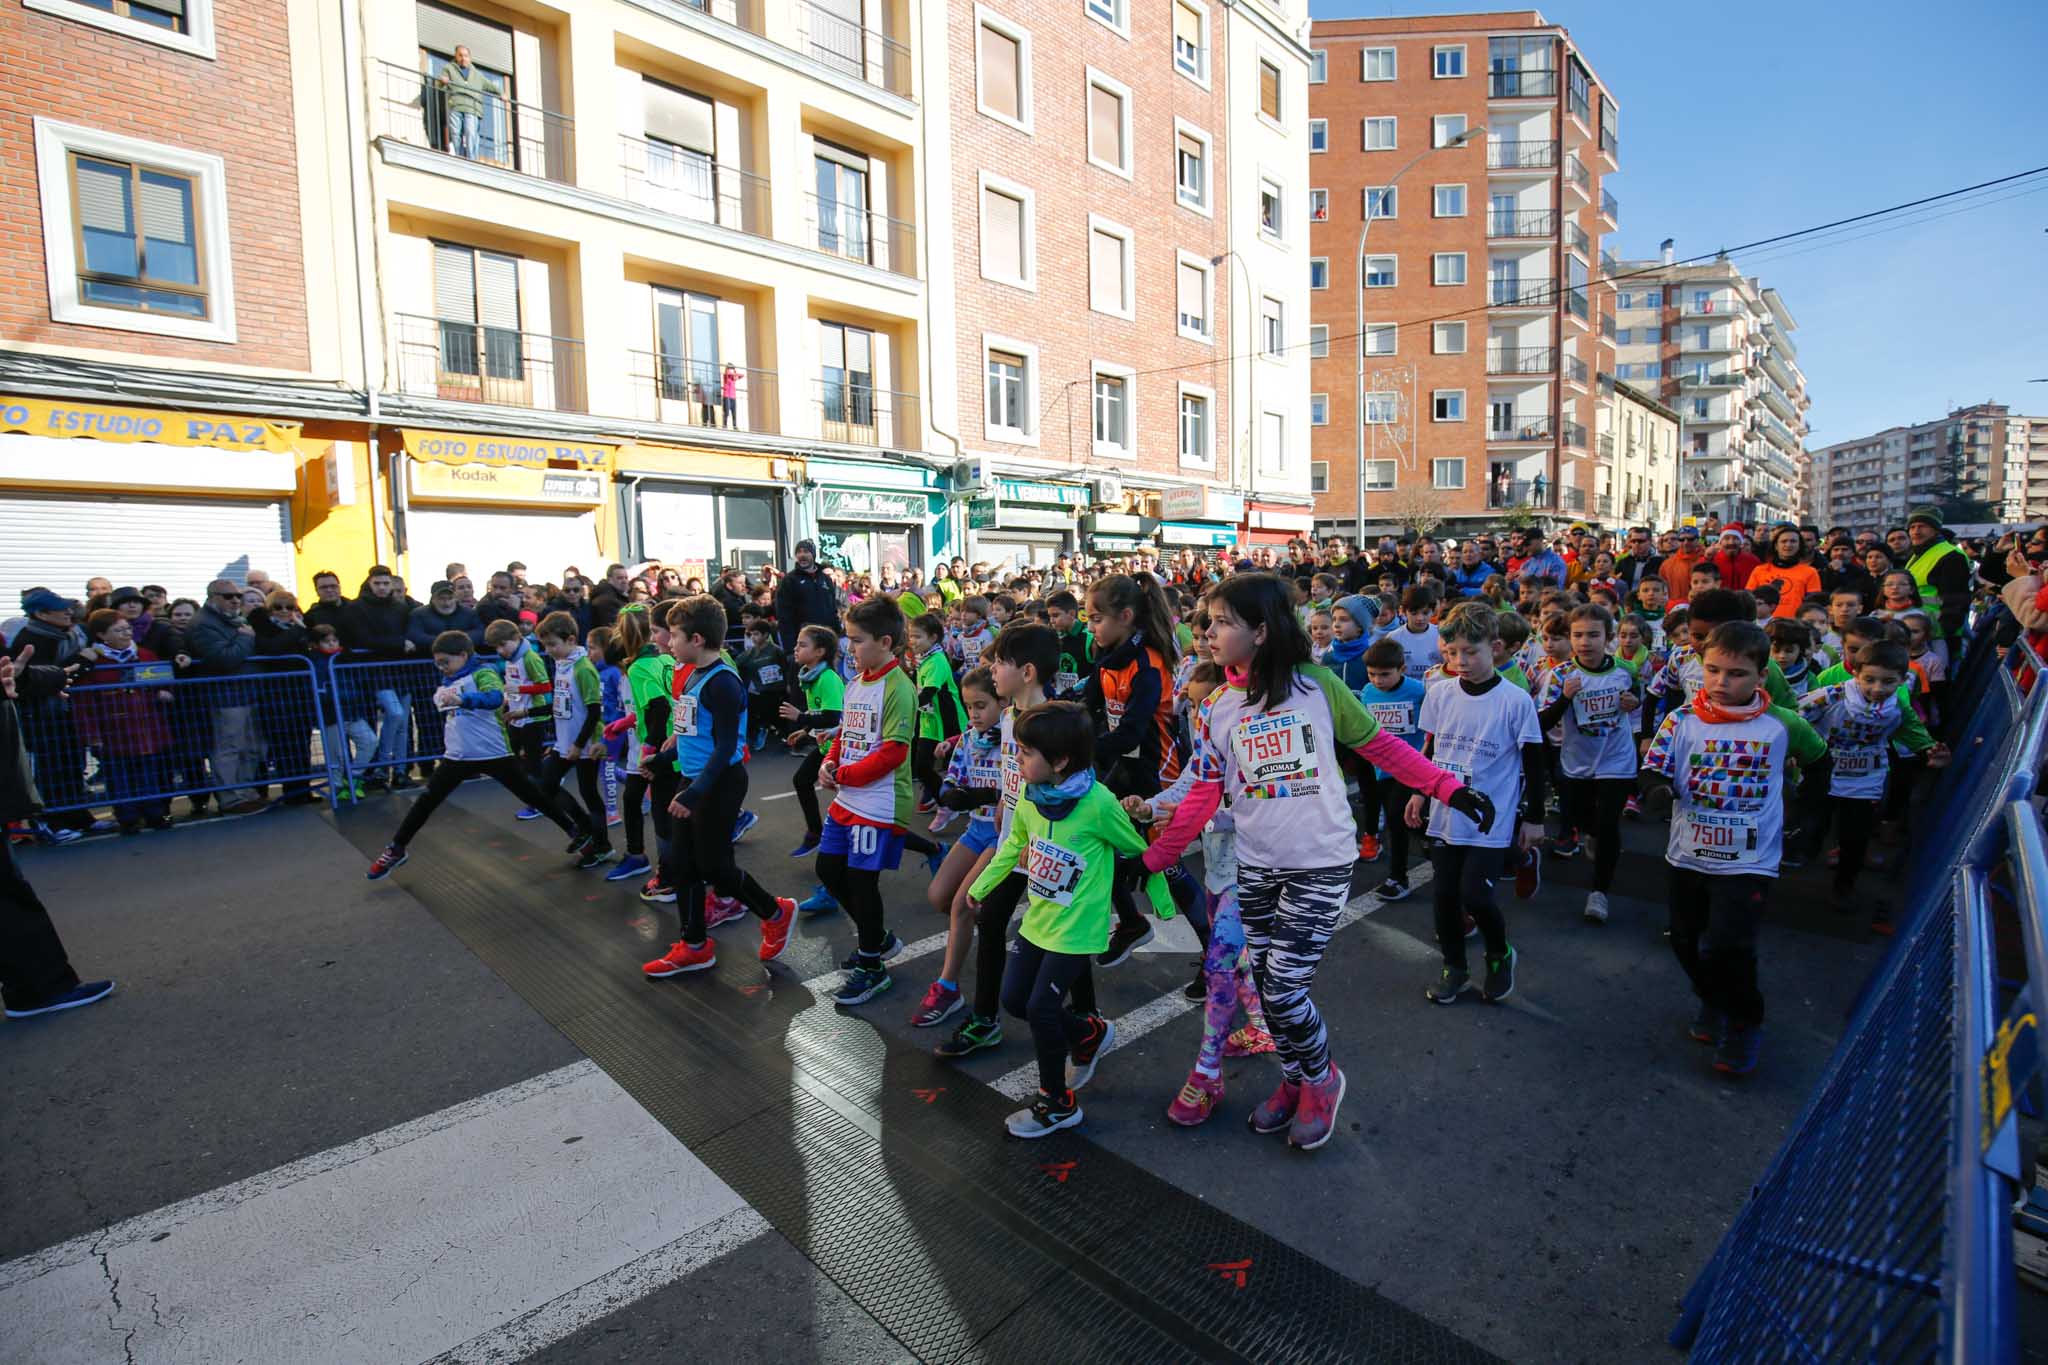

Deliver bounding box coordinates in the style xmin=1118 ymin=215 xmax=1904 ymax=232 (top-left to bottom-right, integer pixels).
xmin=643 ymin=939 xmax=715 ymax=977
xmin=640 ymin=876 xmax=677 ymax=904
xmin=1166 ymin=1069 xmax=1224 ymax=1126
xmin=1514 ymin=845 xmax=1541 ymax=899
xmin=758 ymin=897 xmax=797 ymax=962
xmin=705 ymin=892 xmax=745 ymax=928
xmin=1358 ymin=833 xmax=1382 ymax=862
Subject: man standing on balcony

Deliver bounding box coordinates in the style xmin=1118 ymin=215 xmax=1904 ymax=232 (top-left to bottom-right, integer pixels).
xmin=438 ymin=46 xmax=498 ymax=161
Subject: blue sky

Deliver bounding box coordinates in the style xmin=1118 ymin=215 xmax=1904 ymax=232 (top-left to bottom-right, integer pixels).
xmin=1305 ymin=0 xmax=2048 ymax=444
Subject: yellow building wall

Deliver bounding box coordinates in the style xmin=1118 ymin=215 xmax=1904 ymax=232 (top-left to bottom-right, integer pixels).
xmin=292 ymin=432 xmax=381 ymax=589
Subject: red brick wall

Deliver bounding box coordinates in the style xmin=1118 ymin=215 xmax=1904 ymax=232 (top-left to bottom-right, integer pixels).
xmin=0 ymin=1 xmax=310 ymax=369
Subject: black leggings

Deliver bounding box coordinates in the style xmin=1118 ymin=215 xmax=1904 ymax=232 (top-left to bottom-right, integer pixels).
xmin=913 ymin=735 xmax=943 ymax=805
xmin=1563 ymin=775 xmax=1632 ymax=892
xmin=817 ymin=851 xmax=886 ymax=959
xmin=664 ymin=765 xmax=781 ymax=944
xmin=1002 ymin=938 xmax=1095 ymax=1096
xmin=973 ymin=871 xmax=1097 ymax=1021
xmin=392 ymin=755 xmax=578 ymax=849
xmin=623 ymin=768 xmax=680 ymax=858
xmin=1810 ymin=794 xmax=1880 ymax=895
xmin=1429 ymin=842 xmax=1509 ymax=970
xmin=510 ymin=721 xmax=548 ymax=779
xmin=535 ymin=752 xmax=604 ymax=845
xmin=1668 ymin=867 xmax=1768 ymax=1027
xmin=794 ymin=748 xmax=824 ymax=840
xmin=1339 ymin=746 xmax=1377 ymax=834
xmin=1377 ymin=778 xmax=1414 ymax=877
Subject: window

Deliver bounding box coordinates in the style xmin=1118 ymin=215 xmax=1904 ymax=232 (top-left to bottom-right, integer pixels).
xmin=984 ymin=339 xmax=1037 ymax=441
xmin=975 ymin=9 xmax=1031 ymax=131
xmin=1261 ymin=296 xmax=1284 ymax=356
xmin=1259 ymin=177 xmax=1284 ymax=238
xmin=1567 ymin=57 xmax=1591 ymax=124
xmin=26 ymin=0 xmax=215 ymax=57
xmin=819 ymin=322 xmax=875 ymax=434
xmin=1643 ymin=359 xmax=1663 ymax=379
xmin=36 ymin=119 xmax=235 ymax=341
xmin=1086 ymin=71 xmax=1132 ymax=177
xmin=1308 ymin=49 xmax=1327 ymax=83
xmin=1363 ymin=117 xmax=1396 ymax=150
xmin=1615 ymin=328 xmax=1632 ymax=345
xmin=1642 ymin=326 xmax=1661 ymax=344
xmin=1433 ymin=44 xmax=1465 ymax=78
xmin=1433 ymin=252 xmax=1466 ymax=285
xmin=1260 ymin=411 xmax=1286 ymax=475
xmin=1432 ymin=114 xmax=1467 ymax=148
xmin=1363 ymin=186 xmax=1396 ymax=219
xmin=1087 ymin=216 xmax=1134 ymax=319
xmin=1433 ymin=321 xmax=1466 ymax=353
xmin=1308 ymin=324 xmax=1329 ymax=358
xmin=1310 ymin=460 xmax=1329 ymax=492
xmin=978 ymin=174 xmax=1034 ymax=288
xmin=1364 ymin=460 xmax=1397 ymax=490
xmin=1616 ymin=290 xmax=1633 ymax=309
xmin=1176 ymin=252 xmax=1212 ymax=339
xmin=1362 ymin=46 xmax=1394 ymax=80
xmin=1174 ymin=123 xmax=1211 ymax=212
xmin=1308 ymin=118 xmax=1327 ymax=153
xmin=1178 ymin=384 xmax=1214 ymax=465
xmin=1308 ymin=257 xmax=1329 ymax=290
xmin=1433 ymin=183 xmax=1466 ymax=217
xmin=1362 ymin=323 xmax=1397 ymax=356
xmin=1257 ymin=58 xmax=1282 ymax=122
xmin=1433 ymin=458 xmax=1466 ymax=489
xmin=1433 ymin=390 xmax=1465 ymax=422
xmin=1310 ymin=395 xmax=1329 ymax=426
xmin=1644 ymin=289 xmax=1662 ymax=308
xmin=1308 ymin=188 xmax=1328 ymax=222
xmin=433 ymin=241 xmax=524 ymax=392
xmin=1693 ymin=326 xmax=1710 ymax=349
xmin=1172 ymin=1 xmax=1207 ymax=83
xmin=1093 ymin=366 xmax=1133 ymax=458
xmin=1363 ymin=392 xmax=1398 ymax=424
xmin=1692 ymin=398 xmax=1709 ymax=419
xmin=1362 ymin=255 xmax=1396 ymax=288
xmin=1085 ymin=0 xmax=1127 ymax=36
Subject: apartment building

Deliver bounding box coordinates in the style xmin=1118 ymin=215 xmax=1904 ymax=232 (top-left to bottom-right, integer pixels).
xmin=1305 ymin=9 xmax=1620 ymax=540
xmin=1809 ymin=403 xmax=2048 ymax=531
xmin=1608 ymin=250 xmax=1810 ymax=529
xmin=1604 ymin=378 xmax=1680 ymax=530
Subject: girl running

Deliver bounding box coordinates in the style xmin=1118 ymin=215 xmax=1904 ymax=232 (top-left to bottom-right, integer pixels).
xmin=911 ymin=667 xmax=1004 ymax=1028
xmin=603 ymin=605 xmax=675 ymax=890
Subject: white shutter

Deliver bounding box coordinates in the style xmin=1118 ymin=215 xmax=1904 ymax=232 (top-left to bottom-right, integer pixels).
xmin=643 ymin=81 xmax=713 ymax=154
xmin=0 ymin=494 xmax=293 ymax=613
xmin=137 ymin=173 xmax=192 ymax=245
xmin=415 ymin=0 xmax=514 ymax=69
xmin=476 ymin=251 xmax=521 ymax=331
xmin=403 ymin=508 xmax=600 ymax=590
xmin=433 ymin=243 xmax=475 ymax=322
xmin=1089 ymin=228 xmax=1122 ymax=312
xmin=74 ymin=158 xmax=132 ymax=234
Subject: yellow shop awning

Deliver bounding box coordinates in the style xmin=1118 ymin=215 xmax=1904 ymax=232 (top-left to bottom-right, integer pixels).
xmin=0 ymin=396 xmax=300 ymax=453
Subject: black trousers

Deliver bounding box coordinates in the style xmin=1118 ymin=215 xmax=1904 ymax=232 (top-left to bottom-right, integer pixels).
xmin=535 ymin=752 xmax=605 ymax=846
xmin=1001 ymin=938 xmax=1094 ymax=1097
xmin=623 ymin=768 xmax=681 ymax=859
xmin=392 ymin=755 xmax=578 ymax=848
xmin=818 ymin=848 xmax=886 ymax=959
xmin=1378 ymin=778 xmax=1414 ymax=877
xmin=1668 ymin=867 xmax=1769 ymax=1027
xmin=1429 ymin=842 xmax=1509 ymax=970
xmin=510 ymin=721 xmax=548 ymax=780
xmin=0 ymin=838 xmax=79 ymax=1011
xmin=973 ymin=871 xmax=1097 ymax=1021
xmin=793 ymin=748 xmax=824 ymax=840
xmin=1807 ymin=794 xmax=1880 ymax=895
xmin=913 ymin=735 xmax=943 ymax=805
xmin=1563 ymin=775 xmax=1633 ymax=892
xmin=662 ymin=765 xmax=779 ymax=944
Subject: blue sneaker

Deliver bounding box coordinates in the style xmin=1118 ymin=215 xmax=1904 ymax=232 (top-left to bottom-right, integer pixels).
xmin=730 ymin=808 xmax=759 ymax=844
xmin=5 ymin=978 xmax=116 ymax=1019
xmin=925 ymin=840 xmax=949 ymax=877
xmin=798 ymin=884 xmax=840 ymax=914
xmin=605 ymin=853 xmax=652 ymax=883
xmin=515 ymin=806 xmax=542 ymax=821
xmin=790 ymin=833 xmax=821 ymax=858
xmin=832 ymin=965 xmax=892 ymax=1007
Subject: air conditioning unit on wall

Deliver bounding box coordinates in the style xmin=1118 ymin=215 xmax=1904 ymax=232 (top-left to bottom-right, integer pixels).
xmin=955 ymin=457 xmax=996 ymax=498
xmin=1088 ymin=475 xmax=1123 ymax=509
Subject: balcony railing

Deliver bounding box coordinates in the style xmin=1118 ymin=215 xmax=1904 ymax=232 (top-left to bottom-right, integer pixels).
xmin=1600 ymin=188 xmax=1619 ymax=223
xmin=1488 ymin=209 xmax=1556 ymax=238
xmin=1489 ymin=277 xmax=1555 ymax=307
xmin=1596 ymin=493 xmax=1614 ymax=517
xmin=1562 ymin=419 xmax=1588 ymax=449
xmin=1597 ymin=432 xmax=1615 ymax=458
xmin=1488 ymin=476 xmax=1552 ymax=509
xmin=796 ymin=0 xmax=912 ymax=97
xmin=394 ymin=314 xmax=587 ymax=413
xmin=1489 ymin=415 xmax=1554 ymax=442
xmin=1487 ymin=67 xmax=1557 ymax=98
xmin=1601 ymin=311 xmax=1617 ymax=339
xmin=1681 ymin=294 xmax=1741 ymax=317
xmin=628 ymin=352 xmax=778 ymax=434
xmin=682 ymin=0 xmax=766 ymax=37
xmin=1679 ymin=368 xmax=1743 ymax=390
xmin=373 ymin=60 xmax=574 ymax=184
xmin=618 ymin=136 xmax=772 ymax=238
xmin=1567 ymin=287 xmax=1590 ymax=320
xmin=1600 ymin=126 xmax=1619 ymax=161
xmin=1487 ymin=139 xmax=1557 ymax=170
xmin=1600 ymin=248 xmax=1618 ymax=279
xmin=1564 ymin=220 xmax=1590 ymax=255
xmin=806 ymin=194 xmax=917 ymax=276
xmin=1560 ymin=484 xmax=1587 ymax=512
xmin=813 ymin=377 xmax=920 ymax=449
xmin=1562 ymin=353 xmax=1589 ymax=385
xmin=1564 ymin=153 xmax=1590 ymax=196
xmin=1486 ymin=347 xmax=1555 ymax=375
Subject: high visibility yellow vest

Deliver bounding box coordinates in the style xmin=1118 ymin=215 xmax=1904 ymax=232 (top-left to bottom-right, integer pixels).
xmin=1907 ymin=538 xmax=1961 ymax=628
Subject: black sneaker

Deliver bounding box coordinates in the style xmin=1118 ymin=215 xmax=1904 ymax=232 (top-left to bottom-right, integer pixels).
xmin=1005 ymin=1088 xmax=1083 ymax=1138
xmin=1424 ymin=966 xmax=1473 ymax=1004
xmin=934 ymin=1013 xmax=1003 ymax=1059
xmin=1482 ymin=945 xmax=1518 ymax=1002
xmin=1713 ymin=1023 xmax=1762 ymax=1076
xmin=1549 ymin=833 xmax=1580 ymax=859
xmin=1688 ymin=1003 xmax=1725 ymax=1045
xmin=574 ymin=845 xmax=615 ymax=870
xmin=1098 ymin=921 xmax=1154 ymax=968
xmin=1374 ymin=877 xmax=1411 ymax=902
xmin=565 ymin=833 xmax=592 ymax=856
xmin=1065 ymin=1015 xmax=1117 ymax=1090
xmin=1181 ymin=963 xmax=1208 ymax=1001
xmin=841 ymin=932 xmax=903 ymax=970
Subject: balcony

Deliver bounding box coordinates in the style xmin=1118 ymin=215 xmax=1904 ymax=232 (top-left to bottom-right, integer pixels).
xmin=1680 ymin=293 xmax=1741 ymax=318
xmin=1600 ymin=248 xmax=1618 ymax=279
xmin=1564 ymin=219 xmax=1590 ymax=256
xmin=1488 ymin=476 xmax=1553 ymax=509
xmin=1597 ymin=432 xmax=1615 ymax=459
xmin=1596 ymin=493 xmax=1614 ymax=518
xmin=394 ymin=314 xmax=587 ymax=413
xmin=628 ymin=353 xmax=778 ymax=434
xmin=1562 ymin=353 xmax=1589 ymax=386
xmin=1600 ymin=189 xmax=1619 ymax=225
xmin=1560 ymin=484 xmax=1587 ymax=512
xmin=373 ymin=60 xmax=574 ymax=185
xmin=806 ymin=194 xmax=918 ymax=277
xmin=1487 ymin=67 xmax=1557 ymax=98
xmin=814 ymin=377 xmax=920 ymax=449
xmin=1682 ymin=330 xmax=1737 ymax=355
xmin=1486 ymin=346 xmax=1555 ymax=376
xmin=618 ymin=137 xmax=771 ymax=239
xmin=1489 ymin=277 xmax=1554 ymax=308
xmin=1600 ymin=125 xmax=1619 ymax=164
xmin=1566 ymin=287 xmax=1590 ymax=322
xmin=1600 ymin=311 xmax=1617 ymax=340
xmin=1487 ymin=139 xmax=1557 ymax=171
xmin=1488 ymin=209 xmax=1556 ymax=239
xmin=1563 ymin=153 xmax=1590 ymax=203
xmin=1488 ymin=415 xmax=1554 ymax=443
xmin=795 ymin=0 xmax=913 ymax=97
xmin=1562 ymin=419 xmax=1587 ymax=449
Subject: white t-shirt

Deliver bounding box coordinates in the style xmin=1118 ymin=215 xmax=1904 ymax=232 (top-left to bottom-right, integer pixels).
xmin=1536 ymin=657 xmax=1642 ymax=779
xmin=1420 ymin=678 xmax=1541 ymax=849
xmin=1643 ymin=705 xmax=1824 ymax=876
xmin=1191 ymin=665 xmax=1380 ymax=869
xmin=1394 ymin=622 xmax=1443 ymax=681
xmin=1797 ymin=682 xmax=1923 ymax=800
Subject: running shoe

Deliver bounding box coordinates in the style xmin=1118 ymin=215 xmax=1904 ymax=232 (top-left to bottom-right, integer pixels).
xmin=1097 ymin=921 xmax=1154 ymax=968
xmin=934 ymin=1014 xmax=1003 ymax=1059
xmin=790 ymin=833 xmax=821 ymax=858
xmin=840 ymin=932 xmax=903 ymax=970
xmin=730 ymin=809 xmax=758 ymax=844
xmin=605 ymin=854 xmax=651 ymax=883
xmin=1482 ymin=945 xmax=1518 ymax=1002
xmin=910 ymin=980 xmax=963 ymax=1028
xmin=1065 ymin=1015 xmax=1116 ymax=1091
xmin=643 ymin=939 xmax=715 ymax=978
xmin=515 ymin=806 xmax=542 ymax=821
xmin=1224 ymin=1025 xmax=1277 ymax=1057
xmin=1246 ymin=1079 xmax=1301 ymax=1135
xmin=639 ymin=877 xmax=677 ymax=905
xmin=1583 ymin=891 xmax=1609 ymax=924
xmin=606 ymin=809 xmax=623 ymax=828
xmin=366 ymin=844 xmax=408 ymax=880
xmin=928 ymin=807 xmax=955 ymax=835
xmin=1005 ymin=1089 xmax=1082 ymax=1139
xmin=705 ymin=893 xmax=745 ymax=929
xmin=915 ymin=796 xmax=936 ymax=815
xmin=4 ymin=979 xmax=116 ymax=1019
xmin=798 ymin=884 xmax=840 ymax=914
xmin=1514 ymin=845 xmax=1542 ymax=899
xmin=1375 ymin=877 xmax=1411 ymax=902
xmin=1549 ymin=833 xmax=1579 ymax=860
xmin=757 ymin=896 xmax=797 ymax=962
xmin=1713 ymin=1023 xmax=1762 ymax=1076
xmin=35 ymin=824 xmax=82 ymax=846
xmin=1181 ymin=963 xmax=1208 ymax=1002
xmin=1870 ymin=906 xmax=1895 ymax=937
xmin=1288 ymin=1065 xmax=1346 ymax=1151
xmin=925 ymin=840 xmax=949 ymax=877
xmin=1461 ymin=911 xmax=1479 ymax=939
xmin=1425 ymin=966 xmax=1474 ymax=1005
xmin=1358 ymin=833 xmax=1381 ymax=862
xmin=565 ymin=833 xmax=592 ymax=855
xmin=1688 ymin=1003 xmax=1725 ymax=1045
xmin=1166 ymin=1070 xmax=1224 ymax=1127
xmin=831 ymin=965 xmax=892 ymax=1007
xmin=1623 ymin=794 xmax=1642 ymax=820
xmin=574 ymin=845 xmax=616 ymax=871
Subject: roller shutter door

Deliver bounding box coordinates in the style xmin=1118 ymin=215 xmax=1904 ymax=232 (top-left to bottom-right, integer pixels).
xmin=0 ymin=493 xmax=294 ymax=612
xmin=403 ymin=507 xmax=600 ymax=589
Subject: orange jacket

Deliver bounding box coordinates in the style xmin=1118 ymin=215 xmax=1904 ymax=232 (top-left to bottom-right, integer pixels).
xmin=1745 ymin=561 xmax=1822 ymax=618
xmin=1660 ymin=548 xmax=1703 ymax=604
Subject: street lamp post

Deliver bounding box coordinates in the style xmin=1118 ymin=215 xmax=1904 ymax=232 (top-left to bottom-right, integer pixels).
xmin=1356 ymin=127 xmax=1482 ymax=544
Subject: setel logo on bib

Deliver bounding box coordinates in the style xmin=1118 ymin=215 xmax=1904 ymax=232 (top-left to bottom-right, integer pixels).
xmin=1026 ymin=837 xmax=1084 ymax=904
xmin=1233 ymin=711 xmax=1320 ymax=799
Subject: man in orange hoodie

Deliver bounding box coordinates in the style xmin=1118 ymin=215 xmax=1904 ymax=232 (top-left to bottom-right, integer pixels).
xmin=1660 ymin=526 xmax=1705 ymax=605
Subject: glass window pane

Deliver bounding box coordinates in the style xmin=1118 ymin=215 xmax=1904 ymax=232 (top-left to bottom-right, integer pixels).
xmin=979 ymin=25 xmax=1019 ymax=118
xmin=74 ymin=157 xmax=138 ymax=278
xmin=1089 ymin=84 xmax=1123 ymax=166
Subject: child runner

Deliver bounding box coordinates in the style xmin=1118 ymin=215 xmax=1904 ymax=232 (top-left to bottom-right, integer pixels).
xmin=910 ymin=612 xmax=967 ymax=830
xmin=737 ymin=616 xmax=787 ymax=753
xmin=1140 ymin=575 xmax=1493 ymax=1149
xmin=1642 ymin=620 xmax=1828 ymax=1076
xmin=366 ymin=630 xmax=587 ymax=879
xmin=1393 ymin=586 xmax=1443 ymax=681
xmin=1616 ymin=614 xmax=1653 ymax=678
xmin=1765 ymin=619 xmax=1816 ymax=695
xmin=912 ymin=667 xmax=1005 ymax=1027
xmin=1535 ymin=604 xmax=1641 ymax=923
xmin=604 ymin=606 xmax=673 ymax=888
xmin=640 ymin=596 xmax=798 ymax=977
xmin=484 ymin=620 xmax=553 ymax=819
xmin=532 ymin=612 xmax=611 ymax=868
xmin=955 ymin=596 xmax=996 ymax=666
xmin=587 ymin=626 xmax=626 ymax=826
xmin=781 ymin=624 xmax=844 ymax=871
xmin=1327 ymin=594 xmax=1381 ymax=858
xmin=1046 ymin=589 xmax=1093 ymax=701
xmin=1359 ymin=637 xmax=1427 ymax=901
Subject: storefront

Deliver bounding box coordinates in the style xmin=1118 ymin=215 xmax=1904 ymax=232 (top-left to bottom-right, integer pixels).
xmin=1156 ymin=485 xmax=1245 ymax=556
xmin=0 ymin=395 xmax=306 ymax=607
xmin=1242 ymin=502 xmax=1317 ymax=548
xmin=615 ymin=443 xmax=798 ymax=582
xmin=397 ymin=427 xmax=613 ymax=586
xmin=805 ymin=459 xmax=951 ymax=576
xmin=964 ymin=477 xmax=1087 ymax=568
xmin=1080 ymin=511 xmax=1153 ymax=559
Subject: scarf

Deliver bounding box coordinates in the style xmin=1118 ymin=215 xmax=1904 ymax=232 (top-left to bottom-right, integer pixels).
xmin=1691 ymin=689 xmax=1769 ymax=725
xmin=799 ymin=660 xmax=827 ymax=685
xmin=1025 ymin=767 xmax=1096 ymax=821
xmin=97 ymin=641 xmax=138 ymax=665
xmin=1325 ymin=632 xmax=1371 ymax=666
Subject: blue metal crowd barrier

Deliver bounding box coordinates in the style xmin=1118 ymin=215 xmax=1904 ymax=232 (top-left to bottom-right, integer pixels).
xmin=326 ymin=657 xmax=448 ymax=791
xmin=1671 ymin=622 xmax=2048 ymax=1362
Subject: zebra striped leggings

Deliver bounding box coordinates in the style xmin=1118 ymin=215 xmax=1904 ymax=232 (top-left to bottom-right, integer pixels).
xmin=1238 ymin=862 xmax=1354 ymax=1085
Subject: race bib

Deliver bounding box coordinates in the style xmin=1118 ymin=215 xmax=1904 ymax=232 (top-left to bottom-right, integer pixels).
xmin=1026 ymin=836 xmax=1084 ymax=905
xmin=1000 ymin=741 xmax=1022 ymax=814
xmin=1106 ymin=698 xmax=1126 ymax=728
xmin=1366 ymin=701 xmax=1413 ymax=734
xmin=673 ymin=694 xmax=699 ymax=737
xmin=1834 ymin=747 xmax=1881 ymax=777
xmin=840 ymin=701 xmax=877 ymax=761
xmin=757 ymin=664 xmax=782 ymax=686
xmin=1232 ymin=710 xmax=1319 ymax=797
xmin=1054 ymin=670 xmax=1079 ymax=696
xmin=1572 ymin=686 xmax=1623 ymax=732
xmin=1676 ymin=808 xmax=1757 ymax=862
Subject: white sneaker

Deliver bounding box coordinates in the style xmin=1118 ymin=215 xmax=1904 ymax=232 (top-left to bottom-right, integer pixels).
xmin=1583 ymin=891 xmax=1609 ymax=924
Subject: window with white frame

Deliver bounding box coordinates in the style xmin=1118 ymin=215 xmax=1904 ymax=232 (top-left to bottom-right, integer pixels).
xmin=1362 ymin=323 xmax=1396 ymax=355
xmin=978 ymin=174 xmax=1034 ymax=288
xmin=984 ymin=340 xmax=1036 ymax=441
xmin=1260 ymin=410 xmax=1286 ymax=473
xmin=1432 ymin=114 xmax=1467 ymax=148
xmin=1085 ymin=70 xmax=1132 ymax=178
xmin=1178 ymin=384 xmax=1213 ymax=465
xmin=1432 ymin=390 xmax=1465 ymax=421
xmin=974 ymin=9 xmax=1032 ymax=131
xmin=1363 ymin=392 xmax=1399 ymax=424
xmin=1259 ymin=176 xmax=1284 ymax=238
xmin=1362 ymin=255 xmax=1396 ymax=288
xmin=1308 ymin=188 xmax=1328 ymax=222
xmin=1363 ymin=116 xmax=1396 ymax=150
xmin=1433 ymin=458 xmax=1466 ymax=489
xmin=1310 ymin=460 xmax=1329 ymax=492
xmin=1308 ymin=118 xmax=1327 ymax=153
xmin=1364 ymin=459 xmax=1397 ymax=490
xmin=1308 ymin=324 xmax=1329 ymax=358
xmin=1084 ymin=0 xmax=1127 ymax=37
xmin=1433 ymin=320 xmax=1466 ymax=353
xmin=1174 ymin=123 xmax=1211 ymax=212
xmin=1261 ymin=295 xmax=1284 ymax=356
xmin=1257 ymin=57 xmax=1282 ymax=122
xmin=27 ymin=0 xmax=216 ymax=57
xmin=1308 ymin=257 xmax=1329 ymax=290
xmin=1308 ymin=48 xmax=1326 ymax=82
xmin=1433 ymin=44 xmax=1465 ymax=77
xmin=1093 ymin=366 xmax=1134 ymax=457
xmin=1310 ymin=394 xmax=1329 ymax=426
xmin=1363 ymin=185 xmax=1396 ymax=219
xmin=34 ymin=118 xmax=236 ymax=342
xmin=1362 ymin=46 xmax=1394 ymax=80
xmin=1172 ymin=0 xmax=1208 ymax=83
xmin=1176 ymin=252 xmax=1212 ymax=339
xmin=1087 ymin=216 xmax=1133 ymax=319
xmin=1432 ymin=251 xmax=1467 ymax=285
xmin=1433 ymin=183 xmax=1466 ymax=217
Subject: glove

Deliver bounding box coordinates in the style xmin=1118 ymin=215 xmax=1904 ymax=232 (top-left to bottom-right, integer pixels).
xmin=1446 ymin=786 xmax=1496 ymax=834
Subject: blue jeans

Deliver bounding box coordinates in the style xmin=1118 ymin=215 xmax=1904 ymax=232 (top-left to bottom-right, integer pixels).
xmin=372 ymin=689 xmax=410 ymax=771
xmin=449 ymin=110 xmax=480 ymax=159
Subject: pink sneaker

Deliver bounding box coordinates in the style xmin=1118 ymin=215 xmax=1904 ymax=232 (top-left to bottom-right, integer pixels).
xmin=705 ymin=892 xmax=745 ymax=929
xmin=1166 ymin=1069 xmax=1223 ymax=1126
xmin=1287 ymin=1065 xmax=1346 ymax=1151
xmin=1246 ymin=1079 xmax=1301 ymax=1135
xmin=927 ymin=807 xmax=954 ymax=835
xmin=1224 ymin=1025 xmax=1276 ymax=1057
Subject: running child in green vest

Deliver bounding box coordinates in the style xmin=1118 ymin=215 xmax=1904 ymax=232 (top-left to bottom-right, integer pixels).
xmin=910 ymin=612 xmax=967 ymax=834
